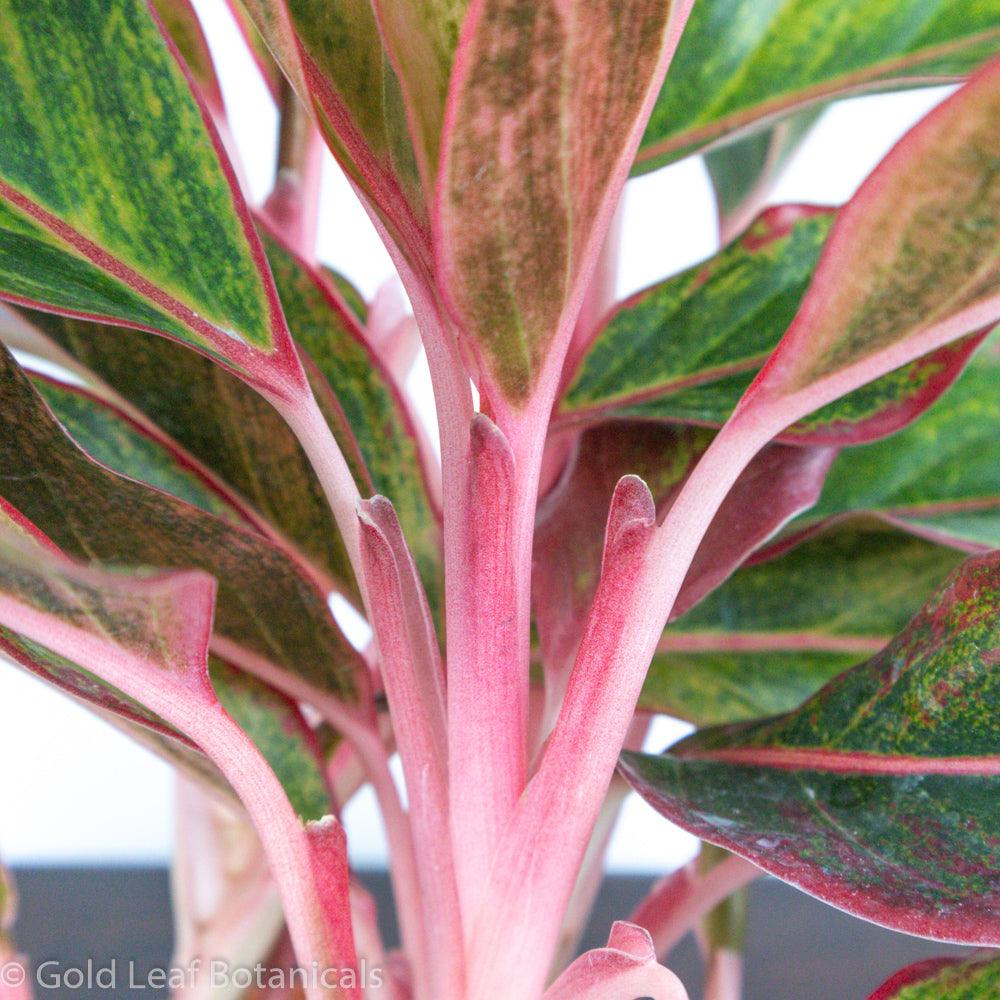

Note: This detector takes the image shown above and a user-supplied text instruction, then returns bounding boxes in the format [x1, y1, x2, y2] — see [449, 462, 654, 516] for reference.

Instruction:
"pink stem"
[270, 387, 364, 584]
[358, 498, 464, 1000]
[209, 638, 429, 999]
[464, 476, 661, 1000]
[0, 600, 359, 1000]
[630, 856, 760, 960]
[704, 949, 744, 1000]
[447, 413, 538, 923]
[262, 78, 325, 262]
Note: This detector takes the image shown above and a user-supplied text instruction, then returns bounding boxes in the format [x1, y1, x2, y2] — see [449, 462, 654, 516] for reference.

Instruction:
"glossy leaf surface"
[0, 0, 298, 388]
[645, 529, 962, 725]
[868, 953, 1000, 999]
[436, 0, 685, 406]
[623, 550, 1000, 945]
[559, 206, 985, 445]
[636, 0, 1000, 174]
[0, 343, 359, 697]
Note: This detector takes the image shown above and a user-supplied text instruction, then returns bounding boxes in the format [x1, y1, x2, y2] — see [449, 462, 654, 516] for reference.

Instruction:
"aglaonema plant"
[1, 1, 1000, 999]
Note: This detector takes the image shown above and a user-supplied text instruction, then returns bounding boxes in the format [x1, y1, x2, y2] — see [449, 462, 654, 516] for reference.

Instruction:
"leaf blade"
[622, 549, 1000, 945]
[0, 0, 300, 389]
[637, 0, 1000, 174]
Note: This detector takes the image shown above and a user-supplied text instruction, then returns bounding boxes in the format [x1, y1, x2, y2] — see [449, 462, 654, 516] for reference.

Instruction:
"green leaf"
[559, 206, 985, 445]
[637, 0, 1000, 174]
[622, 548, 1000, 946]
[869, 953, 1000, 999]
[0, 504, 227, 785]
[436, 0, 683, 407]
[0, 0, 298, 386]
[0, 342, 359, 698]
[777, 343, 1000, 554]
[645, 528, 963, 725]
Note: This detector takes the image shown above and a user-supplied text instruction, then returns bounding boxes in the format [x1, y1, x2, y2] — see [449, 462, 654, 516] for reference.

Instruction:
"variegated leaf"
[559, 206, 986, 445]
[623, 549, 1000, 946]
[637, 0, 1000, 174]
[868, 953, 1000, 999]
[436, 0, 688, 408]
[0, 0, 303, 395]
[647, 528, 962, 725]
[0, 343, 359, 697]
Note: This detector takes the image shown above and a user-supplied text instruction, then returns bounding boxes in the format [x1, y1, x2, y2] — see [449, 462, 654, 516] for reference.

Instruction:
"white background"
[0, 2, 951, 871]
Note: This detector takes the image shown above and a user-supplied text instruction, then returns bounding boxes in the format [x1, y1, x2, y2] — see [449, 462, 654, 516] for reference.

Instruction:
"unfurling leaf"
[622, 549, 1000, 945]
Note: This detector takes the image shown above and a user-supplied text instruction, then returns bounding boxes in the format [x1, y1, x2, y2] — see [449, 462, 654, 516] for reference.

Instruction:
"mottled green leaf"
[29, 375, 236, 521]
[559, 207, 985, 444]
[637, 0, 1000, 174]
[645, 529, 962, 725]
[0, 342, 359, 697]
[777, 343, 1000, 554]
[869, 953, 1000, 999]
[0, 0, 299, 385]
[10, 306, 357, 595]
[436, 0, 684, 407]
[623, 549, 1000, 945]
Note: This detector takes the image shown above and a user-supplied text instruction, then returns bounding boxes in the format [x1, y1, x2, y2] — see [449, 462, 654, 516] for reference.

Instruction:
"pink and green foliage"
[1, 2, 1000, 999]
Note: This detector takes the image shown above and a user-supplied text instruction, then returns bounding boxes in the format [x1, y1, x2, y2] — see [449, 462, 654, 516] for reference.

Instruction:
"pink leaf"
[435, 0, 695, 414]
